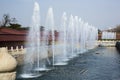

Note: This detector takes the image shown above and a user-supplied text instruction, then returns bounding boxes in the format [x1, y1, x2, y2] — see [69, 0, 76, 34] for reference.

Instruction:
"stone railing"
[5, 46, 26, 55]
[2, 40, 113, 56]
[97, 40, 116, 47]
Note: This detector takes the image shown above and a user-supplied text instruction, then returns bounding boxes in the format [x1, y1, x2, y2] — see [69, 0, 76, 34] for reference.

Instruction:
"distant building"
[98, 31, 120, 40]
[1, 27, 120, 49]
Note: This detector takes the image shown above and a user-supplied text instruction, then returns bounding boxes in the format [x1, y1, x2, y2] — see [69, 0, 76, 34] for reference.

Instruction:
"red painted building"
[0, 28, 59, 49]
[0, 28, 27, 49]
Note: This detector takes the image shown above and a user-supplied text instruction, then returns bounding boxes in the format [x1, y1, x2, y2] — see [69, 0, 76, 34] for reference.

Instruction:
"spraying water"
[53, 12, 68, 65]
[20, 2, 48, 78]
[45, 7, 55, 66]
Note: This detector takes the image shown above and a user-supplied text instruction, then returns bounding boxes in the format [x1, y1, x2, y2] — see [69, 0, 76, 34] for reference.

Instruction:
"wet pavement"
[17, 47, 120, 80]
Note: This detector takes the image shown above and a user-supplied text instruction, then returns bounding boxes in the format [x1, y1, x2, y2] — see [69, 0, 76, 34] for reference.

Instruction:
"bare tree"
[1, 14, 11, 27]
[10, 17, 17, 24]
[0, 21, 2, 27]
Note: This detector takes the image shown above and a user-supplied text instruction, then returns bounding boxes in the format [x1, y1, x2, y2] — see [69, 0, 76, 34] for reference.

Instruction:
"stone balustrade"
[97, 40, 117, 47]
[5, 46, 26, 55]
[0, 40, 115, 56]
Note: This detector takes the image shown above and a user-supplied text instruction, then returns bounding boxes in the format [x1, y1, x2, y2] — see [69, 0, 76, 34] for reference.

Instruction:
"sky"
[0, 0, 120, 30]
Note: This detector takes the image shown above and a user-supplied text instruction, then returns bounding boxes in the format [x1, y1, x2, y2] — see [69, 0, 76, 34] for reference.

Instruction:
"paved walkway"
[17, 47, 120, 80]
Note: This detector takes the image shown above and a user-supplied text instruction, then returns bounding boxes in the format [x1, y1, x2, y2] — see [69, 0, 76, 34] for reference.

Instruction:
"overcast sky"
[0, 0, 120, 30]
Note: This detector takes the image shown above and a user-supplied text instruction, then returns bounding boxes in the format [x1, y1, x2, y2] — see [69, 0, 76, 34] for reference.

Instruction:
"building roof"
[0, 27, 59, 42]
[0, 28, 27, 41]
[0, 28, 27, 35]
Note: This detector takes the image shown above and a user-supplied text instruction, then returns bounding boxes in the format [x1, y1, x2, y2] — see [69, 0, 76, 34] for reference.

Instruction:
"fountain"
[60, 12, 69, 62]
[52, 12, 69, 65]
[17, 1, 99, 79]
[46, 8, 68, 66]
[66, 15, 76, 58]
[20, 2, 49, 78]
[79, 20, 86, 53]
[45, 7, 56, 66]
[74, 16, 79, 54]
